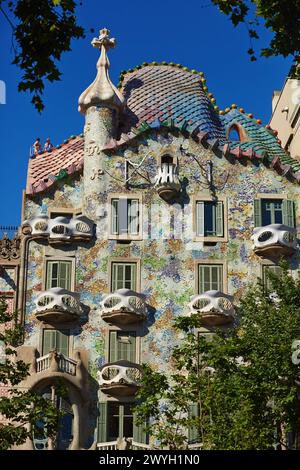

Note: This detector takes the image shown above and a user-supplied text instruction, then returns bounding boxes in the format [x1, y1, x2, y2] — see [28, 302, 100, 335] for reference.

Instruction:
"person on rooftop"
[33, 137, 41, 155]
[43, 137, 53, 152]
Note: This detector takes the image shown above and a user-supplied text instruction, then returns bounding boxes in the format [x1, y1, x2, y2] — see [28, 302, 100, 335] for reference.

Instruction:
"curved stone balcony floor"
[98, 360, 142, 397]
[252, 224, 297, 257]
[22, 214, 94, 243]
[35, 287, 82, 323]
[189, 290, 235, 327]
[101, 289, 147, 325]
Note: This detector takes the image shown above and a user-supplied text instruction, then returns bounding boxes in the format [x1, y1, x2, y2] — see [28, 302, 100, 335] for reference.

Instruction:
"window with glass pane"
[111, 263, 137, 291]
[111, 198, 139, 236]
[46, 260, 72, 290]
[42, 329, 69, 356]
[262, 199, 283, 225]
[33, 386, 74, 451]
[262, 265, 282, 290]
[196, 201, 223, 237]
[198, 264, 223, 294]
[109, 331, 136, 363]
[254, 198, 295, 228]
[108, 403, 134, 440]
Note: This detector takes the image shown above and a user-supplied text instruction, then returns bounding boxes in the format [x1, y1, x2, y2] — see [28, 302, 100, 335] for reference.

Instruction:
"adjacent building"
[1, 29, 300, 449]
[270, 65, 300, 160]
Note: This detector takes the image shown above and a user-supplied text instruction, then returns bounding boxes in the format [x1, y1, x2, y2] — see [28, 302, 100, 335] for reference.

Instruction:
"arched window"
[227, 124, 247, 142]
[33, 385, 74, 450]
[161, 154, 173, 165]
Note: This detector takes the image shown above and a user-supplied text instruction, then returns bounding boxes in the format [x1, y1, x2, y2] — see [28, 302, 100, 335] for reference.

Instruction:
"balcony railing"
[35, 287, 82, 323]
[189, 290, 235, 326]
[97, 441, 118, 450]
[251, 224, 297, 257]
[36, 351, 77, 376]
[98, 360, 143, 396]
[100, 289, 147, 325]
[22, 215, 94, 243]
[154, 163, 181, 201]
[97, 440, 199, 450]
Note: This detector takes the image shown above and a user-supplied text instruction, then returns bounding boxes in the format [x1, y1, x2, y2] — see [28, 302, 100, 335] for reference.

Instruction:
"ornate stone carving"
[98, 360, 143, 396]
[22, 215, 94, 243]
[101, 288, 147, 325]
[0, 233, 20, 262]
[35, 287, 82, 323]
[189, 290, 235, 326]
[78, 28, 125, 114]
[251, 224, 297, 257]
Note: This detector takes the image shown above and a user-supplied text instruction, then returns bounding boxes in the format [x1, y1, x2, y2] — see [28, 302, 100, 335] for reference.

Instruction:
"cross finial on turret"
[91, 28, 116, 51]
[78, 27, 125, 114]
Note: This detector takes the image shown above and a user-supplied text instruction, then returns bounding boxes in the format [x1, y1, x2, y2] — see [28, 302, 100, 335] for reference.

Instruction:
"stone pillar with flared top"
[78, 28, 125, 219]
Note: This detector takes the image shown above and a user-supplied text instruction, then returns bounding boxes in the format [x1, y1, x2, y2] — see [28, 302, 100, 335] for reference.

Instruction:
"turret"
[78, 28, 125, 218]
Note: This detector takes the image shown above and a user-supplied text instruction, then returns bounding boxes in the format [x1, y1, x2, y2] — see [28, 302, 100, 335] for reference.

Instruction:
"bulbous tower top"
[78, 28, 125, 114]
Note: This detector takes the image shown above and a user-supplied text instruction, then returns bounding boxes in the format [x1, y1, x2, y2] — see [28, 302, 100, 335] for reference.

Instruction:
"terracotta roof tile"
[26, 137, 84, 195]
[26, 64, 300, 195]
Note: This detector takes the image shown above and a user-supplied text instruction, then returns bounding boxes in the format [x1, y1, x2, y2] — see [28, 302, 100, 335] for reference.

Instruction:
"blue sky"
[0, 0, 291, 227]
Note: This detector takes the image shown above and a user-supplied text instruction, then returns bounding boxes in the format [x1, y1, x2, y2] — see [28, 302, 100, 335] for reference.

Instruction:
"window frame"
[41, 328, 70, 357]
[108, 331, 137, 363]
[109, 258, 141, 293]
[261, 264, 282, 291]
[48, 207, 82, 219]
[98, 401, 148, 444]
[193, 195, 228, 242]
[43, 256, 75, 291]
[195, 260, 227, 294]
[254, 193, 295, 228]
[108, 193, 143, 241]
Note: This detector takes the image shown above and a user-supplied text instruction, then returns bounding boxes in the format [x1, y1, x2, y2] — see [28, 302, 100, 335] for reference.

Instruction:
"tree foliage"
[0, 1, 299, 111]
[212, 0, 300, 72]
[135, 263, 300, 449]
[0, 0, 84, 112]
[0, 297, 61, 450]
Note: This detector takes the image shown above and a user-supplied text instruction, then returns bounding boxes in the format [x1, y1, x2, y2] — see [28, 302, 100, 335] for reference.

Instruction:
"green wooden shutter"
[97, 402, 108, 443]
[130, 263, 136, 291]
[111, 199, 119, 235]
[46, 261, 57, 289]
[129, 334, 136, 363]
[116, 332, 136, 362]
[216, 201, 224, 237]
[109, 331, 118, 362]
[254, 199, 262, 227]
[263, 265, 282, 290]
[58, 261, 72, 290]
[133, 411, 148, 444]
[119, 198, 128, 235]
[196, 202, 204, 236]
[57, 330, 69, 356]
[188, 403, 199, 444]
[42, 330, 56, 355]
[128, 200, 139, 235]
[282, 199, 295, 227]
[117, 264, 125, 290]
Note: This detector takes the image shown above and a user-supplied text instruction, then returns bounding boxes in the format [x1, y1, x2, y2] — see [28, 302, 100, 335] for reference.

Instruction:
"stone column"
[83, 106, 114, 218]
[78, 28, 125, 220]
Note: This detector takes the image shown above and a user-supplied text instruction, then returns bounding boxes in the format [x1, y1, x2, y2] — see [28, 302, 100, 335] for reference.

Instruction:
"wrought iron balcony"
[251, 224, 297, 257]
[189, 290, 235, 326]
[154, 163, 181, 201]
[100, 289, 147, 325]
[22, 215, 94, 243]
[98, 360, 143, 396]
[35, 287, 82, 323]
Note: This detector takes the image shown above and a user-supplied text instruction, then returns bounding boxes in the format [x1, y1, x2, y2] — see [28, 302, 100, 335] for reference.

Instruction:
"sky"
[0, 0, 292, 228]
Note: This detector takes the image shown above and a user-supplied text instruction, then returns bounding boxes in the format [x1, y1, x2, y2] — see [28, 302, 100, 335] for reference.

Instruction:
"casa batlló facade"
[1, 28, 300, 450]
